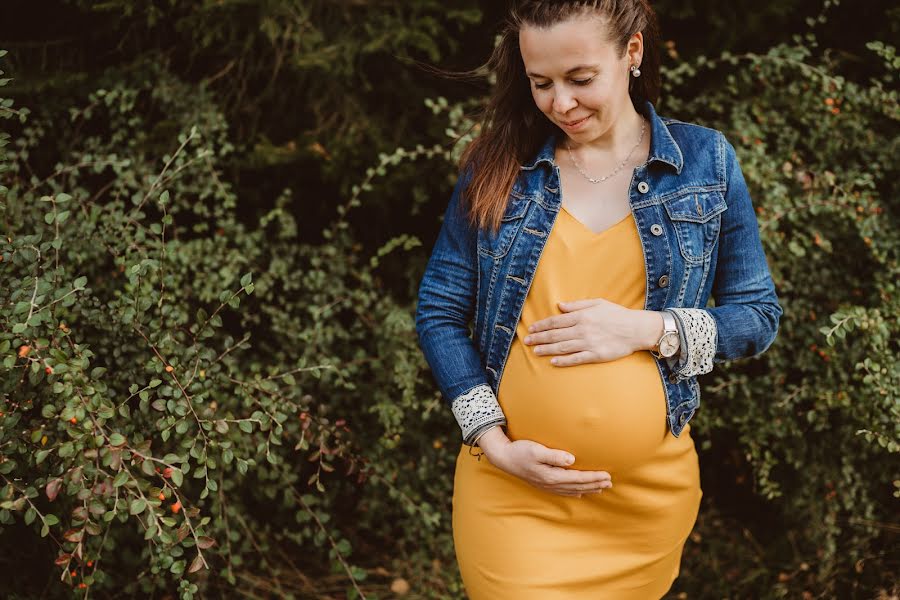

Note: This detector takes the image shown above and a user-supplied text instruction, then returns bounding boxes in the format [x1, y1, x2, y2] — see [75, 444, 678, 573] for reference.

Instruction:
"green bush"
[0, 58, 466, 599]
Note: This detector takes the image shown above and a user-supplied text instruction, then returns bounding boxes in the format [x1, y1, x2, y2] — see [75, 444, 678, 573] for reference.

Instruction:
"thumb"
[543, 448, 575, 467]
[558, 298, 604, 311]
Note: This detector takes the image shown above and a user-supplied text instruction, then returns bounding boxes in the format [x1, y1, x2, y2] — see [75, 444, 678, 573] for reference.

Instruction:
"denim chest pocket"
[663, 191, 727, 264]
[476, 195, 530, 259]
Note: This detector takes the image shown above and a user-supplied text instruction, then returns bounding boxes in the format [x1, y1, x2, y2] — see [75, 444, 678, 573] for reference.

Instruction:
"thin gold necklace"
[565, 117, 647, 184]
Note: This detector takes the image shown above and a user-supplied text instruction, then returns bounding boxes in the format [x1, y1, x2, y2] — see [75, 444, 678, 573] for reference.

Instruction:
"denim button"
[658, 275, 670, 288]
[637, 181, 650, 193]
[668, 373, 679, 384]
[650, 223, 663, 236]
[679, 412, 688, 425]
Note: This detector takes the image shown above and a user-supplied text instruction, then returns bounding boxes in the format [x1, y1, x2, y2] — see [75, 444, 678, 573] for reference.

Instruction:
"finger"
[534, 339, 584, 357]
[548, 489, 583, 497]
[558, 298, 605, 311]
[553, 481, 614, 492]
[528, 313, 577, 334]
[548, 350, 596, 366]
[545, 468, 612, 484]
[538, 448, 576, 467]
[523, 326, 576, 346]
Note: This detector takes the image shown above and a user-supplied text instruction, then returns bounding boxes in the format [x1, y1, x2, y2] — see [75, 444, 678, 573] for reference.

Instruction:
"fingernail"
[566, 455, 575, 464]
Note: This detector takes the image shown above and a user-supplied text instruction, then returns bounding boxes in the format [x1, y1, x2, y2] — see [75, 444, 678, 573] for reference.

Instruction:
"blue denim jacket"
[415, 100, 782, 443]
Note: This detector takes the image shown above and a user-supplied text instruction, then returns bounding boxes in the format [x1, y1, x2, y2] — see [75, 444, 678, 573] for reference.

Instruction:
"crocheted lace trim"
[450, 384, 507, 446]
[668, 308, 717, 378]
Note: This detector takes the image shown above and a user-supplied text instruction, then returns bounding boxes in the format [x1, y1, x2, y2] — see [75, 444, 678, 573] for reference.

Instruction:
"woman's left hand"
[523, 298, 662, 367]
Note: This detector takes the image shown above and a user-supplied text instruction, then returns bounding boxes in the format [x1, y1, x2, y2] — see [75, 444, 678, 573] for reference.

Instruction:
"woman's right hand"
[477, 426, 613, 498]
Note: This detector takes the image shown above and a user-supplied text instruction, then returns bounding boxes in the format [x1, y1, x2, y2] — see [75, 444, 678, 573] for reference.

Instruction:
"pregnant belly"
[497, 339, 670, 473]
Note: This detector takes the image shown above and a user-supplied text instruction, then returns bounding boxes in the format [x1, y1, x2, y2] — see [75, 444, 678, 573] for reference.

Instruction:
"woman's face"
[519, 16, 641, 141]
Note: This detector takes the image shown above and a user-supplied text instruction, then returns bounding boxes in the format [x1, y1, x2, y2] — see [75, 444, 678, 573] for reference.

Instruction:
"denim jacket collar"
[520, 100, 684, 174]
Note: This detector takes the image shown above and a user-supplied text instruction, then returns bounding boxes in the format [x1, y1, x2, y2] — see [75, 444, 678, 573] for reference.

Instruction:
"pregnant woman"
[415, 1, 782, 598]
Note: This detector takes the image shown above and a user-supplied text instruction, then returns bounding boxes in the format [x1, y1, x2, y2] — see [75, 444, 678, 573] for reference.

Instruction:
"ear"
[626, 32, 643, 68]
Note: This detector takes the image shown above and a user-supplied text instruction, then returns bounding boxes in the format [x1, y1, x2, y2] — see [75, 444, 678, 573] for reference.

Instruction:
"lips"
[562, 116, 591, 126]
[560, 114, 593, 129]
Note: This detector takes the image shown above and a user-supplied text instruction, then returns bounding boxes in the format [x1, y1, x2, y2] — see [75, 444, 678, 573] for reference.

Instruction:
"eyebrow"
[526, 64, 600, 78]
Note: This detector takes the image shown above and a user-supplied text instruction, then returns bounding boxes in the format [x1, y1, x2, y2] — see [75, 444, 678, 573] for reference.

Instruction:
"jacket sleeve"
[415, 170, 507, 446]
[667, 133, 783, 379]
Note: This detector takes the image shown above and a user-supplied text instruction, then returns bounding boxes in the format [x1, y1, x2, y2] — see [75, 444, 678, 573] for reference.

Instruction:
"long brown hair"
[459, 0, 662, 233]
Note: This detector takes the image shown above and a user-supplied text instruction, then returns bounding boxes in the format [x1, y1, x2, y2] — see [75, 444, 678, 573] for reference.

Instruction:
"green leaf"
[240, 273, 252, 287]
[170, 469, 184, 487]
[113, 471, 128, 487]
[238, 420, 253, 433]
[129, 499, 147, 515]
[108, 433, 126, 446]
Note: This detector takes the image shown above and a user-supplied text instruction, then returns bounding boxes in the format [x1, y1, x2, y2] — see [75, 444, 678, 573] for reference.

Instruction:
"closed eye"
[533, 78, 594, 90]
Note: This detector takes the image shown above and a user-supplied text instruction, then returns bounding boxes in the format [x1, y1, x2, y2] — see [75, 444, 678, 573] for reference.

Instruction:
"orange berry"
[824, 97, 834, 106]
[165, 365, 174, 373]
[71, 570, 77, 577]
[831, 107, 840, 115]
[86, 561, 93, 567]
[18, 345, 31, 358]
[163, 467, 173, 478]
[45, 366, 53, 374]
[78, 582, 87, 589]
[70, 417, 77, 424]
[171, 501, 182, 514]
[158, 492, 165, 501]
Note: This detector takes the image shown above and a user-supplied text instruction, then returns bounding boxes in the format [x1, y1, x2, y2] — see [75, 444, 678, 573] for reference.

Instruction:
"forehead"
[519, 16, 617, 75]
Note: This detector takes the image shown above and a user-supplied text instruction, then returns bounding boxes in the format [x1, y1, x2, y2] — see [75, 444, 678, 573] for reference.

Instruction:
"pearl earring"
[630, 64, 641, 78]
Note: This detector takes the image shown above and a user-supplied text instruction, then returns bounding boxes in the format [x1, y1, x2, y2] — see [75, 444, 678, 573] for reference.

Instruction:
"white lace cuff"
[667, 308, 717, 378]
[450, 384, 507, 446]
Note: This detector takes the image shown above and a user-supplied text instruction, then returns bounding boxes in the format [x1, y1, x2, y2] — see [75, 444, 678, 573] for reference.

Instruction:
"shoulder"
[659, 115, 728, 150]
[655, 113, 738, 185]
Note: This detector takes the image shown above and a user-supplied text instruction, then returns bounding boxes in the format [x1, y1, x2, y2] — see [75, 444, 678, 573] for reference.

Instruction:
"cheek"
[532, 91, 552, 114]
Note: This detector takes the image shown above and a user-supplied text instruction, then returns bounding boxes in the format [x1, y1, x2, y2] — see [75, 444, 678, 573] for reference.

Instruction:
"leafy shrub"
[0, 58, 466, 599]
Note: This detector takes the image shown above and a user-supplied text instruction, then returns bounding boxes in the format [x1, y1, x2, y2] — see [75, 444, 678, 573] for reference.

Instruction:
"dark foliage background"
[0, 1, 897, 598]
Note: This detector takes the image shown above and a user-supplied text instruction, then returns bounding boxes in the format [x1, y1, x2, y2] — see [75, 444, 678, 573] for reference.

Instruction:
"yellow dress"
[452, 205, 702, 599]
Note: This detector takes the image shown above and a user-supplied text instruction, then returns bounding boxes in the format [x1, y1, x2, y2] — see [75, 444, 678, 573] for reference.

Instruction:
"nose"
[552, 90, 578, 115]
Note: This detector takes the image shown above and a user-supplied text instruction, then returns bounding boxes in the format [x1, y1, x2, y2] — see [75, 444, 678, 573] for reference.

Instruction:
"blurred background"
[0, 1, 897, 598]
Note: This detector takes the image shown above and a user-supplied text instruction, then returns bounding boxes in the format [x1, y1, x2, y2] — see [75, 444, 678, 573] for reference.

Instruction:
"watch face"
[659, 332, 679, 357]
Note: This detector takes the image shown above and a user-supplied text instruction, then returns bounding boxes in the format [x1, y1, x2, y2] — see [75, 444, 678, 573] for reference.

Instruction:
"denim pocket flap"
[501, 195, 530, 221]
[664, 191, 727, 224]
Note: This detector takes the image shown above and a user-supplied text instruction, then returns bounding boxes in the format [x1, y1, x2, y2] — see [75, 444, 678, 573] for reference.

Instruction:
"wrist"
[634, 310, 664, 351]
[476, 425, 511, 456]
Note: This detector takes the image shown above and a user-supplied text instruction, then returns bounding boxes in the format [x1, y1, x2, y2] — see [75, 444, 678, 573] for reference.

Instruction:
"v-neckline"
[560, 204, 633, 238]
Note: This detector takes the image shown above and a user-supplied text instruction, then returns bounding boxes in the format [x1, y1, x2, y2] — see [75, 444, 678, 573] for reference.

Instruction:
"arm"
[414, 169, 507, 446]
[666, 133, 783, 378]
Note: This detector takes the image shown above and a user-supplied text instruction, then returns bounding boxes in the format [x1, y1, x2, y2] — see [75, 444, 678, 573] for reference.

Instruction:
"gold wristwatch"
[651, 311, 680, 359]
